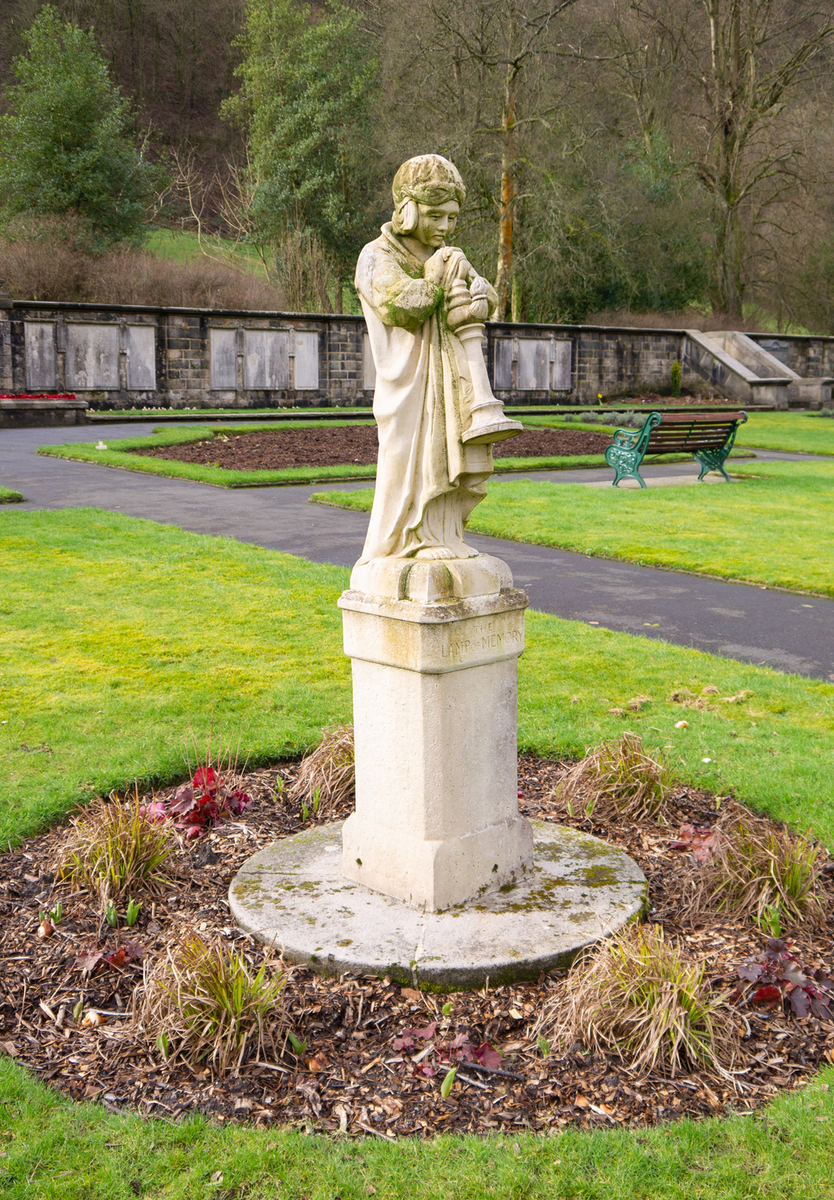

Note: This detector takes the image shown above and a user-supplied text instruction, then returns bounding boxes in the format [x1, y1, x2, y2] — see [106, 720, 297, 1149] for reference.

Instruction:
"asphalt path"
[2, 423, 832, 681]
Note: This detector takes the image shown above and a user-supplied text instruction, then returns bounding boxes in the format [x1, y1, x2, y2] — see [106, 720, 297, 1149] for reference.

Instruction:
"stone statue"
[354, 154, 522, 565]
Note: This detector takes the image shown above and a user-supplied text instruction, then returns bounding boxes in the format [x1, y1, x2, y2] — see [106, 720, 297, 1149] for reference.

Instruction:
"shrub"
[552, 732, 672, 822]
[0, 217, 286, 308]
[58, 793, 177, 906]
[0, 7, 158, 249]
[670, 359, 682, 396]
[535, 923, 737, 1078]
[686, 805, 827, 931]
[288, 723, 355, 819]
[138, 931, 286, 1072]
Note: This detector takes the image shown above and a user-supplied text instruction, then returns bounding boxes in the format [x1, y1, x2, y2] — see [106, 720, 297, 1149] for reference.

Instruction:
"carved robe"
[355, 223, 492, 562]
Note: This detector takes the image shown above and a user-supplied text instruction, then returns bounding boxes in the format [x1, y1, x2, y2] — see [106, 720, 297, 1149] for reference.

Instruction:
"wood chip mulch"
[2, 755, 833, 1138]
[132, 426, 613, 471]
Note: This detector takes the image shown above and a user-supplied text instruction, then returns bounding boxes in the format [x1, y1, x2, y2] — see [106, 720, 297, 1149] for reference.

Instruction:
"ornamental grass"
[137, 930, 286, 1073]
[551, 732, 672, 822]
[535, 923, 738, 1079]
[58, 793, 178, 906]
[686, 803, 828, 931]
[288, 723, 355, 819]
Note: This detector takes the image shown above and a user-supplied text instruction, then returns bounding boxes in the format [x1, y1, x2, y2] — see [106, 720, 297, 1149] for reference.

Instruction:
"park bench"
[604, 410, 748, 489]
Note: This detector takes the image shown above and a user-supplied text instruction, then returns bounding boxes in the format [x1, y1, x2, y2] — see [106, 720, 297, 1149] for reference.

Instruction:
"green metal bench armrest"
[605, 411, 663, 488]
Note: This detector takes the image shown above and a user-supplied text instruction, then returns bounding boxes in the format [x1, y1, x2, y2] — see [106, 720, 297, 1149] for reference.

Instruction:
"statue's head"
[391, 155, 466, 238]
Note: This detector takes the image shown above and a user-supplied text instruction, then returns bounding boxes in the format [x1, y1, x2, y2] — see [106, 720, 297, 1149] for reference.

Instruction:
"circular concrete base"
[229, 820, 647, 990]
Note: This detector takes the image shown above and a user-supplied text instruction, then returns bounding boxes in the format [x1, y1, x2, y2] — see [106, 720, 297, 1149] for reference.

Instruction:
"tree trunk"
[707, 0, 746, 317]
[495, 59, 518, 321]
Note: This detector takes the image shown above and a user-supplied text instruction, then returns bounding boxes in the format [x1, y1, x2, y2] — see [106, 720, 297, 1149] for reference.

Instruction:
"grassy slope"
[145, 228, 265, 275]
[2, 507, 834, 1197]
[312, 458, 834, 597]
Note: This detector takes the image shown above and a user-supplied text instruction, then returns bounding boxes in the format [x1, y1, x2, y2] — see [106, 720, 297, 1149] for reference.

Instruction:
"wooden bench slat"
[653, 412, 747, 424]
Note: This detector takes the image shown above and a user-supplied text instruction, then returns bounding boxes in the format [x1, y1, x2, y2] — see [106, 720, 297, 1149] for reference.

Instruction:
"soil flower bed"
[132, 426, 614, 471]
[2, 755, 832, 1138]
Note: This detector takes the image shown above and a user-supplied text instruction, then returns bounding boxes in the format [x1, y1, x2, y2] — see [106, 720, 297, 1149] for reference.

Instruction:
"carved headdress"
[391, 154, 466, 234]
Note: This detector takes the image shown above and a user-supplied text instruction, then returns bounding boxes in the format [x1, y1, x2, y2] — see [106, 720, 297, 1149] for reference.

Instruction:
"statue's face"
[413, 199, 460, 248]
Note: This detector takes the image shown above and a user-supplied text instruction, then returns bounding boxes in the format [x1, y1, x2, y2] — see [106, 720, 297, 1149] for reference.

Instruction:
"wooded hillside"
[2, 0, 834, 329]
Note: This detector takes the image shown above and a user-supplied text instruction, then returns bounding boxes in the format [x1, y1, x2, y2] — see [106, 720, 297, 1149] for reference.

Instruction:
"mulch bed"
[2, 756, 833, 1138]
[133, 426, 614, 471]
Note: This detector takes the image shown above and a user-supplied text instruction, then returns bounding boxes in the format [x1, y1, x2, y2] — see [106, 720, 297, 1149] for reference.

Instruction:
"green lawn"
[523, 410, 834, 458]
[2, 507, 834, 1198]
[38, 422, 619, 488]
[38, 423, 381, 488]
[0, 486, 23, 503]
[735, 411, 834, 456]
[313, 458, 834, 597]
[3, 1057, 833, 1200]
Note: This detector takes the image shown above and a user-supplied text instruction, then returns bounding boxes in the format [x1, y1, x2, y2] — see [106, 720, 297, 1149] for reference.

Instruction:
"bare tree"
[378, 0, 580, 319]
[602, 0, 834, 317]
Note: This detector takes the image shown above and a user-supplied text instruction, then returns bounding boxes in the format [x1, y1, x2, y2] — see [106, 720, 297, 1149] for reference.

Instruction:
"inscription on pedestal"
[440, 622, 523, 664]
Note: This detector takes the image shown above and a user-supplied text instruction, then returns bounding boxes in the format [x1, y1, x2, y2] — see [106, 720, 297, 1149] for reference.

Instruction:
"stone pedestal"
[338, 553, 532, 911]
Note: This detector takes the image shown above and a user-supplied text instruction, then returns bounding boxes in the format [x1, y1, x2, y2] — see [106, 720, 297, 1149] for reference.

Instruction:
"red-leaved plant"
[75, 939, 144, 976]
[392, 1022, 503, 1077]
[143, 767, 252, 839]
[734, 938, 833, 1019]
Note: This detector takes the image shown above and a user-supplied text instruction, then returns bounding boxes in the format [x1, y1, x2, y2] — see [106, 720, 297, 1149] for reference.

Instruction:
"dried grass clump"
[586, 307, 767, 334]
[0, 216, 286, 309]
[137, 931, 285, 1072]
[687, 805, 827, 931]
[536, 924, 738, 1079]
[288, 724, 355, 819]
[58, 794, 177, 905]
[552, 733, 672, 822]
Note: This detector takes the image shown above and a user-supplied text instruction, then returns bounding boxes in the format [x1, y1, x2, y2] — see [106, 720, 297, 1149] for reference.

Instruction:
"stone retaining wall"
[750, 334, 834, 378]
[6, 298, 827, 410]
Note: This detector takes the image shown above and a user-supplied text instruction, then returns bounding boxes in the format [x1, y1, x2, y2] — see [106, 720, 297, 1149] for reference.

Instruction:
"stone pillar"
[338, 554, 533, 911]
[0, 281, 12, 393]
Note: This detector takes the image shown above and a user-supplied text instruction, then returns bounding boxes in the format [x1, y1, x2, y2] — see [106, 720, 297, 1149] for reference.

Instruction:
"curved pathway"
[2, 424, 832, 681]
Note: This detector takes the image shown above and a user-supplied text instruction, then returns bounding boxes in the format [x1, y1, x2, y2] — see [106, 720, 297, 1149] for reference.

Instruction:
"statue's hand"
[468, 295, 490, 322]
[424, 247, 470, 288]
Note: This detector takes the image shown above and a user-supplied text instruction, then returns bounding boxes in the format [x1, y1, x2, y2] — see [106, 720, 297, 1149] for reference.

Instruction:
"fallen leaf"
[475, 1042, 503, 1070]
[751, 985, 782, 1006]
[574, 1093, 590, 1108]
[74, 948, 105, 976]
[305, 1052, 328, 1073]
